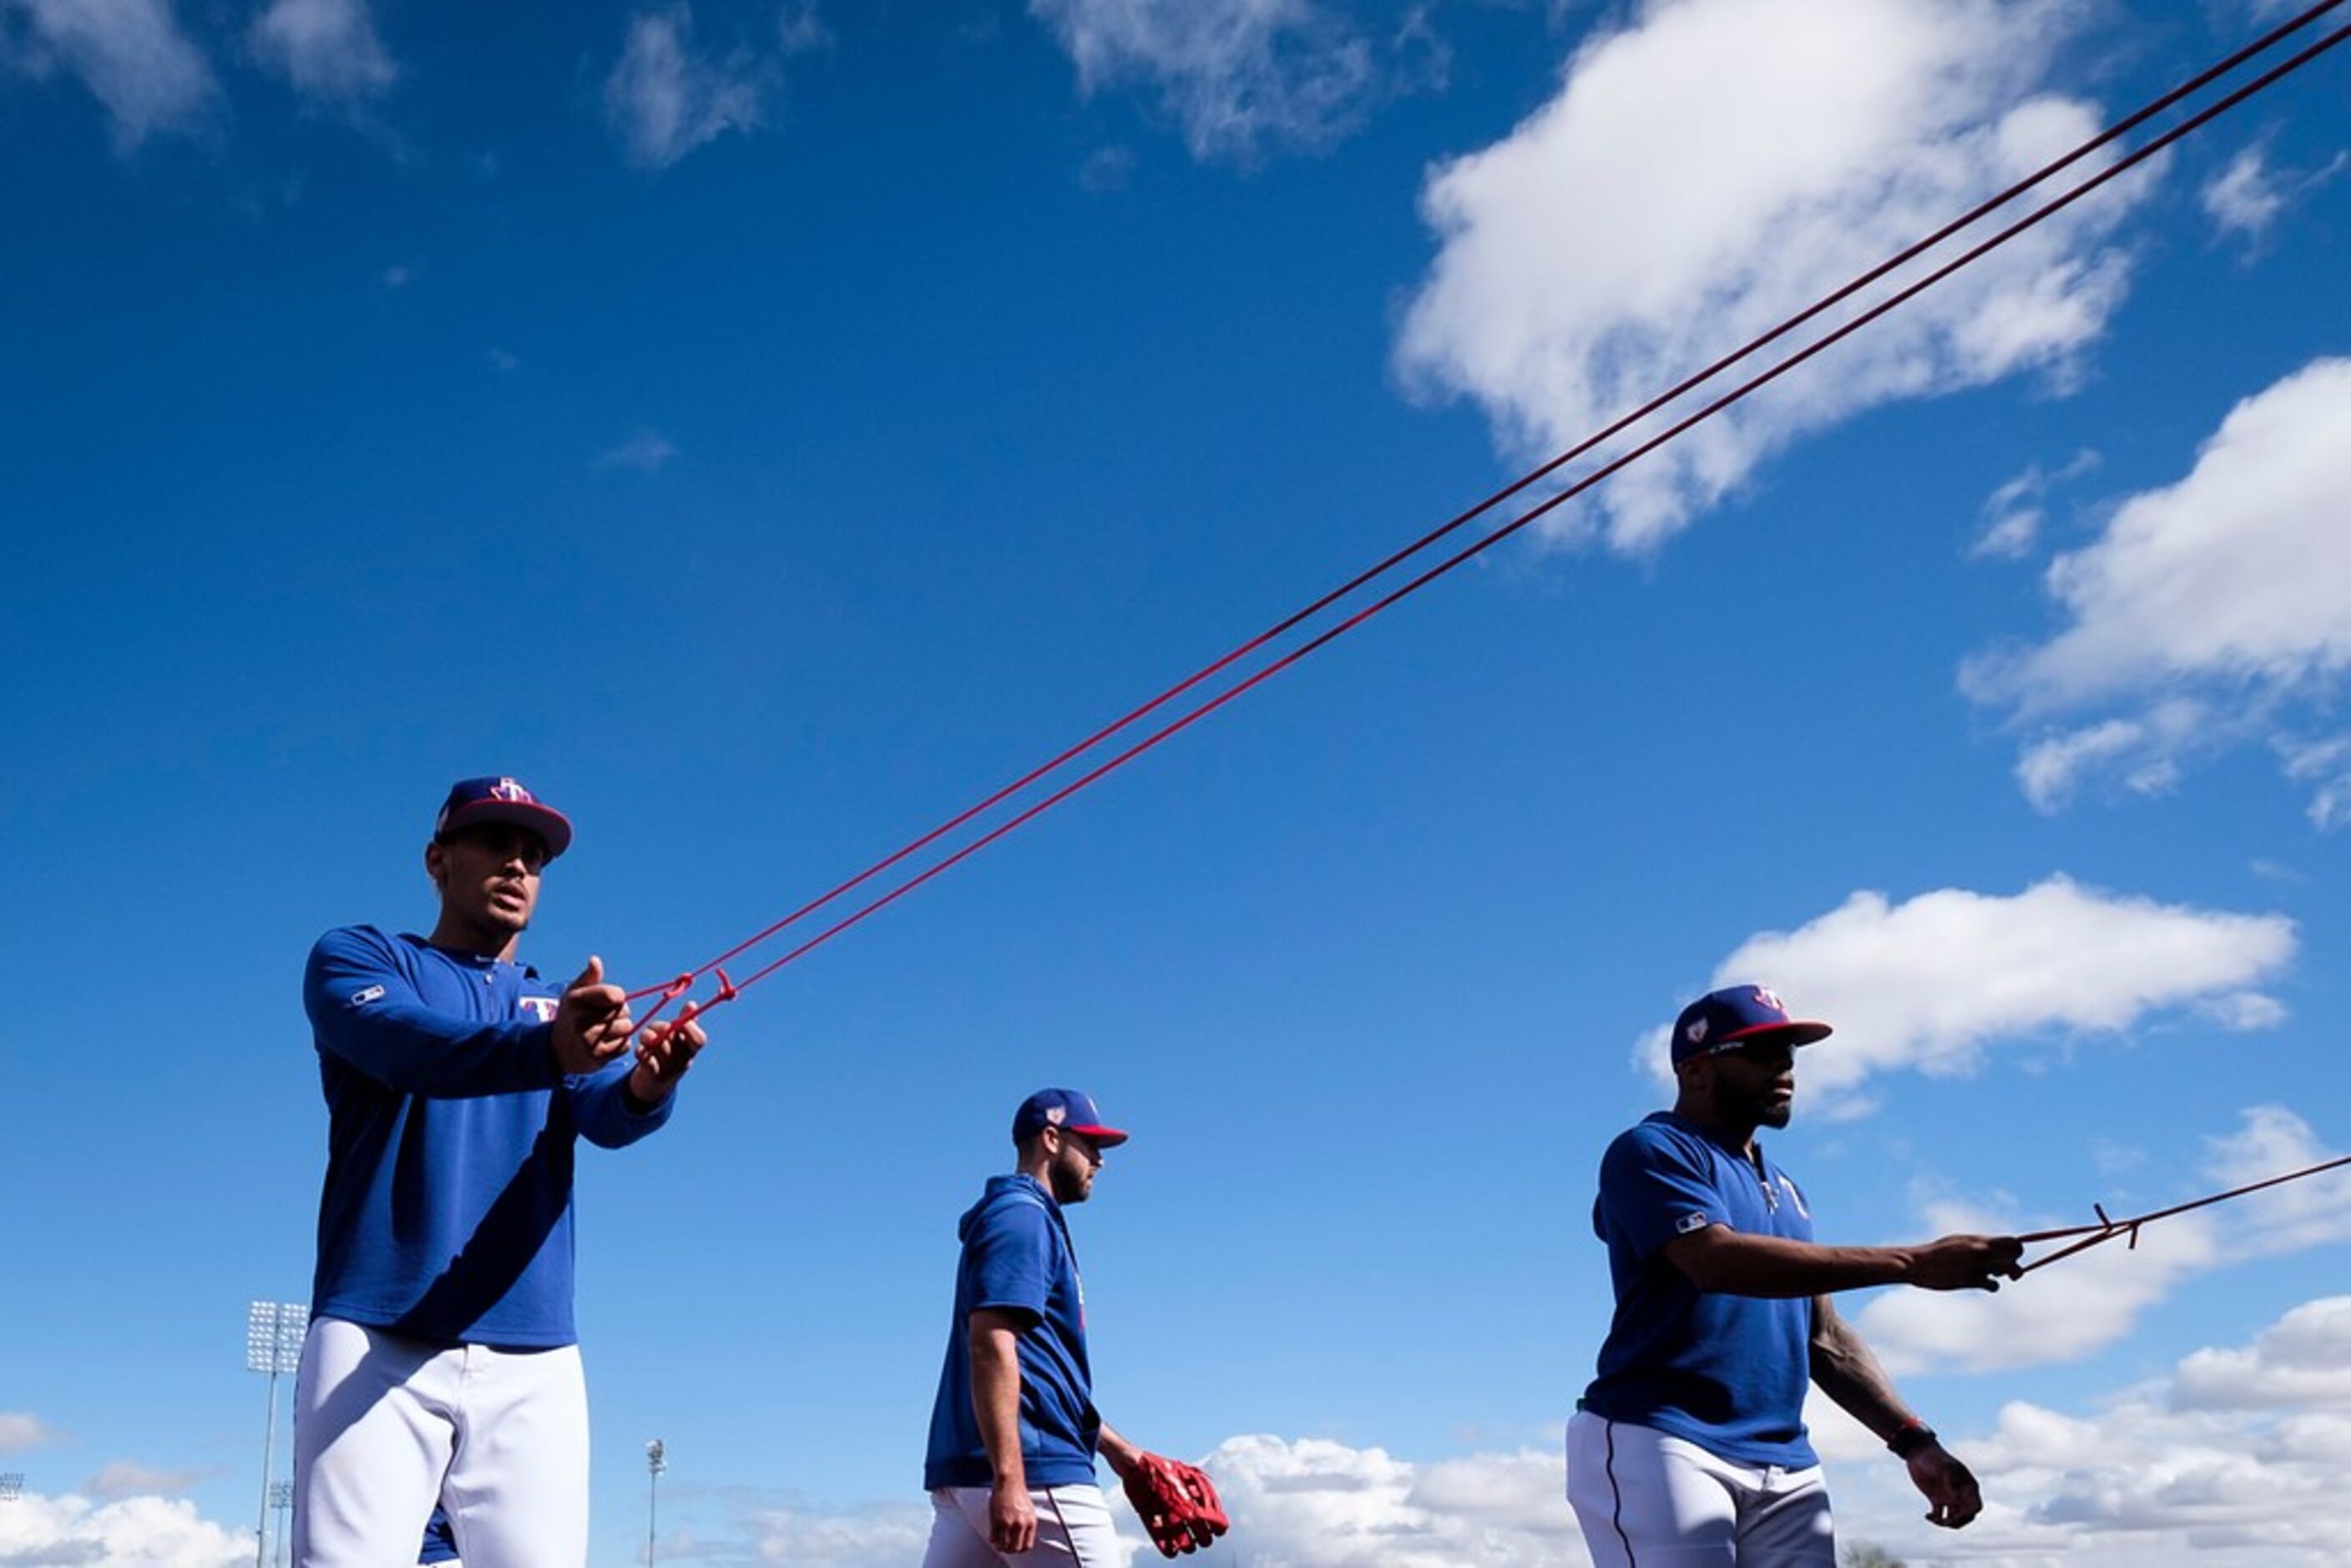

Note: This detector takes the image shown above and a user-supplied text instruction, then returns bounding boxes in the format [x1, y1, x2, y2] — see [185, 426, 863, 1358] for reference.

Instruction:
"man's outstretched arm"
[1661, 1224, 2022, 1298]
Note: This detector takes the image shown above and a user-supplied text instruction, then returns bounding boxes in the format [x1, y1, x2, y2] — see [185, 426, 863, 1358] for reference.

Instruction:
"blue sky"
[3, 0, 2349, 1563]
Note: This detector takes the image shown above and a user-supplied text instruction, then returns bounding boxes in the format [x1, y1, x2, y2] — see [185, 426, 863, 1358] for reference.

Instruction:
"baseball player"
[1566, 985, 2024, 1566]
[291, 776, 706, 1566]
[922, 1088, 1229, 1565]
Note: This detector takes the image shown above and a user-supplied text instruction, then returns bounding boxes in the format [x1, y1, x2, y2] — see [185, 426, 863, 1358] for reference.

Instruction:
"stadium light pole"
[246, 1301, 306, 1568]
[270, 1479, 294, 1568]
[645, 1438, 667, 1565]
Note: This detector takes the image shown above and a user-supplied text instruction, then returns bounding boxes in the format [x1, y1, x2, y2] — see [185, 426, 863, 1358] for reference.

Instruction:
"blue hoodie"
[923, 1173, 1100, 1490]
[304, 924, 672, 1348]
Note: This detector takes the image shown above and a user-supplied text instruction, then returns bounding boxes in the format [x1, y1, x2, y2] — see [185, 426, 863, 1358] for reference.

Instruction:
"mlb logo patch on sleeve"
[1675, 1211, 1711, 1235]
[346, 984, 385, 1008]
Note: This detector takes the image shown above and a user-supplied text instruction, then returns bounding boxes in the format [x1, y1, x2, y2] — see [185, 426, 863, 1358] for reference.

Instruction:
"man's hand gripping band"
[1121, 1452, 1229, 1558]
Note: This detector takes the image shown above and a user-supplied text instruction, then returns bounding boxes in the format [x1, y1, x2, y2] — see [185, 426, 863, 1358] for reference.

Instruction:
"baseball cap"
[432, 776, 574, 862]
[1671, 984, 1833, 1066]
[1012, 1088, 1130, 1148]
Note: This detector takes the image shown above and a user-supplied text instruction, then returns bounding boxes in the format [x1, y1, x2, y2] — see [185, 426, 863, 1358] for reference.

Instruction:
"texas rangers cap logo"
[490, 777, 532, 803]
[1752, 987, 1786, 1013]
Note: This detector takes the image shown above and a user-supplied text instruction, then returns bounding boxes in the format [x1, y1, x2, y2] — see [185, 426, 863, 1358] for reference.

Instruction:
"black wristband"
[1888, 1422, 1938, 1459]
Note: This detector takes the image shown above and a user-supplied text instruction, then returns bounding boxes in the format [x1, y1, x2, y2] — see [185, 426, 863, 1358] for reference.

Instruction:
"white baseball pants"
[921, 1483, 1123, 1567]
[1567, 1409, 1835, 1566]
[291, 1316, 589, 1568]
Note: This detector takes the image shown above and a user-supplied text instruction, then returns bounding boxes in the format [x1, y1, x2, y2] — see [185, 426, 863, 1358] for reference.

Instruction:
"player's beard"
[1712, 1075, 1792, 1133]
[1049, 1155, 1094, 1206]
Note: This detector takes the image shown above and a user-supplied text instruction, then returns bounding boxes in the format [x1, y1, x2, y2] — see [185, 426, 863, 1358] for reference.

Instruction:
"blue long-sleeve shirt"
[303, 925, 672, 1348]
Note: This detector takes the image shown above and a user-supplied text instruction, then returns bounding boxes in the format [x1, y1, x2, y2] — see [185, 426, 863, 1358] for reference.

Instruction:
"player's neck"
[428, 911, 521, 963]
[1673, 1099, 1759, 1154]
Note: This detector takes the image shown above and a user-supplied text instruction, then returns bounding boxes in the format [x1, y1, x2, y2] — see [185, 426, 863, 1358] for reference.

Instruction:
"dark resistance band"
[2017, 1155, 2351, 1274]
[624, 1, 2350, 1039]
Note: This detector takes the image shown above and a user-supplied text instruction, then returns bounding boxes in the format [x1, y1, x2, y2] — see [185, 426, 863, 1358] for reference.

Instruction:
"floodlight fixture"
[245, 1300, 308, 1568]
[646, 1439, 668, 1564]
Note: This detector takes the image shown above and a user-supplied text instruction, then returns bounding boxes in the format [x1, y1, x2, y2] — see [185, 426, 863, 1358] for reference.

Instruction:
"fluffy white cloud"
[1395, 0, 2144, 553]
[1029, 0, 1380, 163]
[1637, 876, 2294, 1102]
[2176, 1297, 2351, 1411]
[0, 1490, 246, 1565]
[1971, 448, 2099, 560]
[746, 1498, 932, 1565]
[3, 0, 215, 147]
[1852, 1107, 2340, 1375]
[1201, 1434, 1585, 1567]
[1856, 1197, 2218, 1374]
[2199, 1105, 2351, 1260]
[83, 1459, 208, 1500]
[2202, 144, 2285, 240]
[247, 0, 393, 104]
[0, 1412, 60, 1451]
[1784, 1294, 2351, 1565]
[604, 4, 775, 170]
[1957, 1308, 2351, 1563]
[1964, 357, 2351, 824]
[2011, 701, 2204, 814]
[2278, 730, 2351, 832]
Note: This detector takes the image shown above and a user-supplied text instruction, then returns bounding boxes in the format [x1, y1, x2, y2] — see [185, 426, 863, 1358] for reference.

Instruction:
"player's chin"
[1757, 1102, 1794, 1129]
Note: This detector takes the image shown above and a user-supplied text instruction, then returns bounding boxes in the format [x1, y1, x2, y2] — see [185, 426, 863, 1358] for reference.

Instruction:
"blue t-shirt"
[1580, 1111, 1820, 1468]
[304, 925, 673, 1348]
[923, 1174, 1100, 1490]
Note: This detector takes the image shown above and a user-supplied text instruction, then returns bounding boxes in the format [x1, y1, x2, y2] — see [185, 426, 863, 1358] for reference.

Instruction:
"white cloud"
[1971, 447, 2099, 560]
[1963, 357, 2351, 824]
[1201, 1434, 1585, 1567]
[2199, 1106, 2351, 1260]
[1637, 876, 2295, 1102]
[1029, 0, 1378, 163]
[2012, 699, 2202, 813]
[83, 1459, 205, 1499]
[1852, 1106, 2343, 1375]
[0, 1412, 62, 1452]
[2176, 1297, 2351, 1411]
[776, 0, 829, 55]
[1856, 1197, 2218, 1374]
[746, 1498, 932, 1565]
[2200, 140, 2348, 249]
[0, 1489, 246, 1565]
[1394, 0, 2145, 554]
[3, 0, 216, 147]
[2278, 731, 2351, 832]
[247, 0, 394, 104]
[2202, 144, 2286, 240]
[1951, 1305, 2351, 1564]
[1079, 142, 1136, 192]
[594, 428, 680, 473]
[604, 4, 775, 170]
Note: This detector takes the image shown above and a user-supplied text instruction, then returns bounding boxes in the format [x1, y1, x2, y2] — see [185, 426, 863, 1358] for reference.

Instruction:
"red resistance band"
[625, 4, 2351, 1024]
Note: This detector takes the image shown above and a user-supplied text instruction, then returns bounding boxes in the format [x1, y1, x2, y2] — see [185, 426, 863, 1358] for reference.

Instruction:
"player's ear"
[424, 837, 447, 891]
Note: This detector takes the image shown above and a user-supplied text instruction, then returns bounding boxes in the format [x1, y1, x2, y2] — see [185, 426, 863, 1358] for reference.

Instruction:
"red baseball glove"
[1120, 1451, 1230, 1557]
